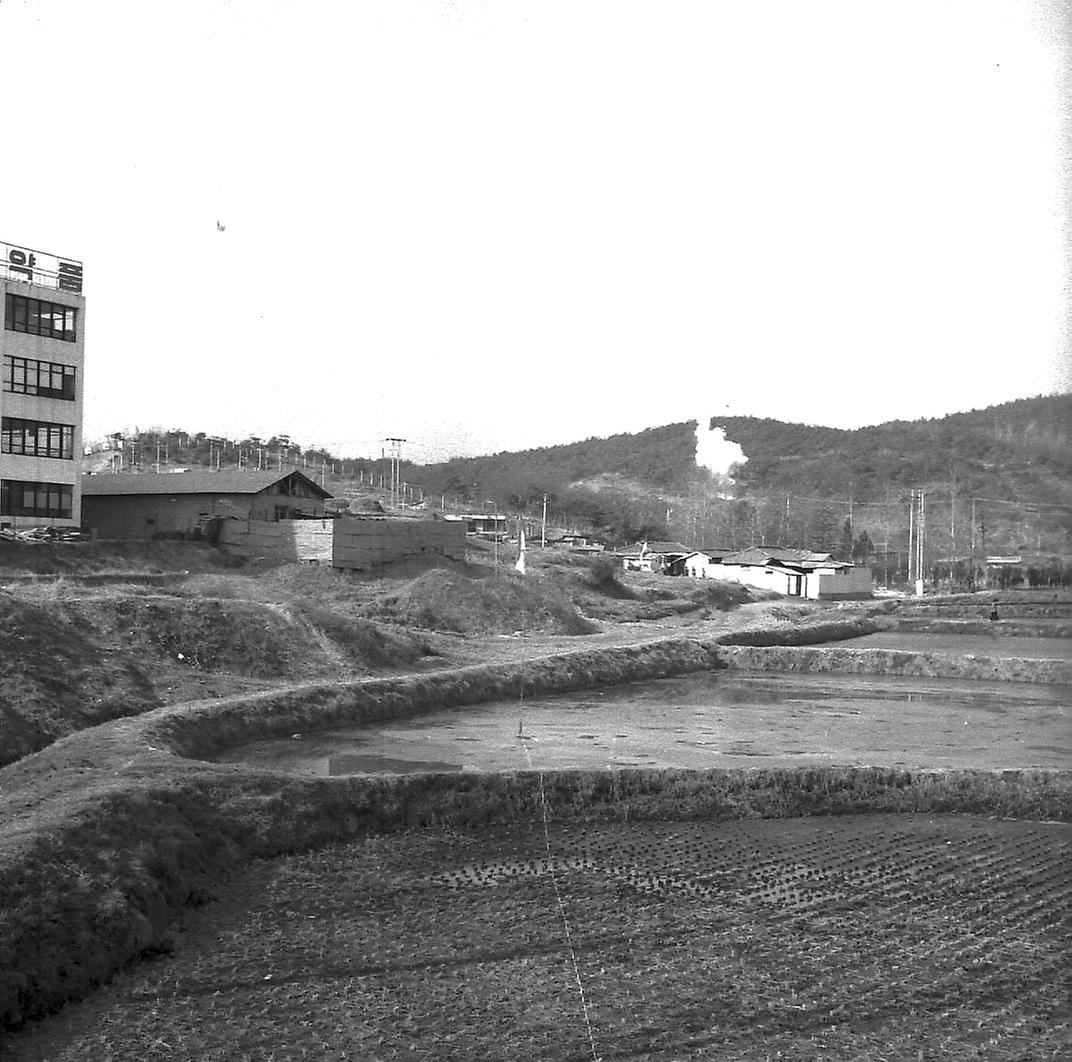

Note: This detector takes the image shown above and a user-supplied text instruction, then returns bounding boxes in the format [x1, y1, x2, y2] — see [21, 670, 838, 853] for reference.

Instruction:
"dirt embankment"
[719, 644, 1072, 684]
[0, 593, 401, 767]
[0, 553, 783, 767]
[0, 578, 444, 768]
[0, 541, 231, 577]
[365, 567, 595, 634]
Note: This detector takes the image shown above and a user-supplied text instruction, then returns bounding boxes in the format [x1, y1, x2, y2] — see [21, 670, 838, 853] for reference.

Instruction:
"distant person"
[989, 601, 999, 621]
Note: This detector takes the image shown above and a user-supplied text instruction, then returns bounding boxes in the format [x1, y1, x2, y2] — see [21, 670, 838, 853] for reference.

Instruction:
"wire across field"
[7, 812, 1070, 1061]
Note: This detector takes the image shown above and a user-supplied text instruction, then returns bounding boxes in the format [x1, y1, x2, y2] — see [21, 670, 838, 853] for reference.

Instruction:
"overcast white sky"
[3, 0, 1069, 461]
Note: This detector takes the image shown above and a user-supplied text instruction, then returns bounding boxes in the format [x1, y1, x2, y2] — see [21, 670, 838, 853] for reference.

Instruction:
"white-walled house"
[710, 546, 872, 600]
[680, 546, 733, 578]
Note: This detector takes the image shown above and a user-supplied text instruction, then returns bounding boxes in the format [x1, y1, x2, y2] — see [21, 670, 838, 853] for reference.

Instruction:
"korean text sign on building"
[1, 241, 83, 294]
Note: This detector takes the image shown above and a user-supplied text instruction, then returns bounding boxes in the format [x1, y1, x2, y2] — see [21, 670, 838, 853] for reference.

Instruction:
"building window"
[4, 293, 78, 342]
[2, 356, 76, 400]
[1, 417, 75, 459]
[0, 479, 73, 519]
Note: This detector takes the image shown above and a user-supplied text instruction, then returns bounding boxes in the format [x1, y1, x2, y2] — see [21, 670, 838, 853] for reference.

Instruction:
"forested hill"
[416, 394, 1072, 506]
[94, 394, 1071, 550]
[713, 393, 1072, 500]
[415, 422, 698, 502]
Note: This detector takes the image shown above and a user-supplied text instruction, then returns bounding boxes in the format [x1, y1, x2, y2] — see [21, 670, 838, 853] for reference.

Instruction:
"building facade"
[0, 241, 85, 530]
[81, 470, 331, 540]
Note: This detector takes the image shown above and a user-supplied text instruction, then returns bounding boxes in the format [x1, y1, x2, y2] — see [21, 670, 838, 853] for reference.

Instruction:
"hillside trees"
[92, 394, 1072, 555]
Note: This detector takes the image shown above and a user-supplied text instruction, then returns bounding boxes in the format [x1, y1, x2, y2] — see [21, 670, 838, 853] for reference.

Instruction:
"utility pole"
[493, 511, 499, 576]
[541, 493, 548, 549]
[908, 491, 915, 586]
[384, 437, 405, 508]
[916, 490, 926, 595]
[970, 497, 977, 590]
[950, 483, 957, 568]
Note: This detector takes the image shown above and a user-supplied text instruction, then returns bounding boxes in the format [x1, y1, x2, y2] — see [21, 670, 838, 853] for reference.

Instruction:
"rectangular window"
[2, 356, 76, 399]
[0, 479, 72, 519]
[1, 417, 75, 459]
[4, 293, 77, 342]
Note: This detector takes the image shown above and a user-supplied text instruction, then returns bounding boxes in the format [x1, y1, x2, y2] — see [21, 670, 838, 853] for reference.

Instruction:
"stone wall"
[332, 517, 467, 570]
[217, 518, 333, 562]
[216, 516, 467, 568]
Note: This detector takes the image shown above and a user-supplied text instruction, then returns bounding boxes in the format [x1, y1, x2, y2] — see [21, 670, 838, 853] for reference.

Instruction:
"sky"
[2, 0, 1069, 462]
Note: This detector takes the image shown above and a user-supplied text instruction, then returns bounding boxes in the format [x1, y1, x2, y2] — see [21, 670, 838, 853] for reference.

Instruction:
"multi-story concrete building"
[0, 240, 84, 530]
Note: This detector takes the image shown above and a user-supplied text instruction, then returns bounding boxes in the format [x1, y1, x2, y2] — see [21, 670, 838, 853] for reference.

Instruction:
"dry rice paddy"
[7, 812, 1070, 1061]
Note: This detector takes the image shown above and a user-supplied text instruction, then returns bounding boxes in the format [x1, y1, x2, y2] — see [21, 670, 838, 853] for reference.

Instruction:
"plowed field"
[7, 813, 1070, 1061]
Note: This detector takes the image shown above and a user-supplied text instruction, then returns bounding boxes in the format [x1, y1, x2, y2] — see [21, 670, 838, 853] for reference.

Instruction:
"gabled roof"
[721, 546, 836, 568]
[642, 540, 693, 555]
[81, 469, 332, 499]
[614, 540, 693, 558]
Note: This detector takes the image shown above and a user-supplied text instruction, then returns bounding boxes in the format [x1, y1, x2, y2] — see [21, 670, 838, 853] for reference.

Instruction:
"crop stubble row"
[5, 810, 1070, 1061]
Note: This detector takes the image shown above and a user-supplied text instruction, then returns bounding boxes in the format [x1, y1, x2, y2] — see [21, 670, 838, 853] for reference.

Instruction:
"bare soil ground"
[0, 542, 832, 766]
[6, 812, 1069, 1061]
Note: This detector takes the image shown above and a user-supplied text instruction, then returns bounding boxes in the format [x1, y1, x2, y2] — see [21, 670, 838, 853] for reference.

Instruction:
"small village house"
[679, 546, 733, 578]
[713, 546, 872, 599]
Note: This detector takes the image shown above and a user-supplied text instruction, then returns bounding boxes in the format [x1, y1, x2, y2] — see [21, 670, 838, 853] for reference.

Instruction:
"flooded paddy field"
[215, 667, 1072, 776]
[8, 813, 1069, 1061]
[829, 631, 1072, 660]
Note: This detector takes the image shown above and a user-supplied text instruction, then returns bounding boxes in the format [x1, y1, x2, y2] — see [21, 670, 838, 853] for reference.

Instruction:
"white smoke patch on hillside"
[694, 419, 746, 486]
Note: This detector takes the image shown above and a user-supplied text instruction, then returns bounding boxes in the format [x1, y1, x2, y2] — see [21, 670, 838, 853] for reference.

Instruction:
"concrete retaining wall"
[216, 516, 468, 569]
[332, 517, 467, 570]
[217, 518, 333, 563]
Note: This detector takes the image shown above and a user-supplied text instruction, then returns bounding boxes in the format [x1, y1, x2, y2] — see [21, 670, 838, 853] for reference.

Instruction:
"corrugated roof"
[81, 470, 332, 498]
[643, 541, 693, 554]
[613, 540, 693, 557]
[721, 546, 836, 567]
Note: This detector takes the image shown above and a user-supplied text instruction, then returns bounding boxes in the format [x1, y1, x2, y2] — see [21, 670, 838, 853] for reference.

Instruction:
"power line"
[970, 497, 1072, 510]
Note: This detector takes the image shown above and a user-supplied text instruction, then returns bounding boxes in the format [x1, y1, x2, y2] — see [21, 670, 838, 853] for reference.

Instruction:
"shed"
[81, 469, 331, 540]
